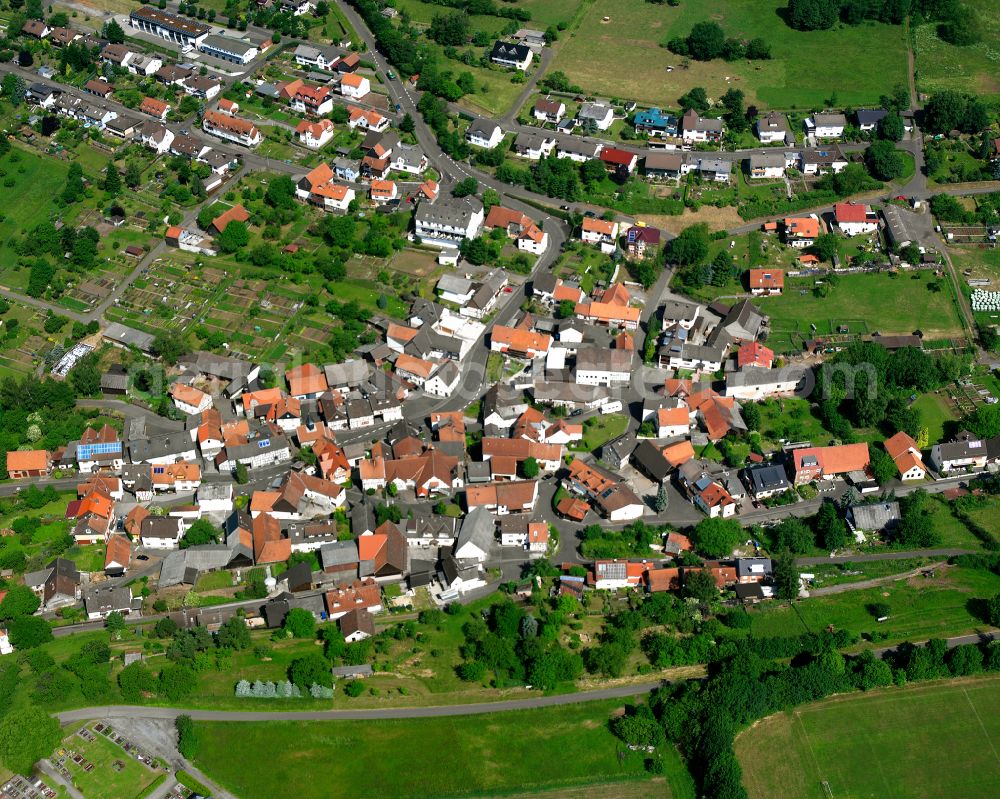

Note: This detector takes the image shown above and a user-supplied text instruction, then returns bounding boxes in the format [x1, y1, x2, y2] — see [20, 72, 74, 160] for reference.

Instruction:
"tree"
[865, 139, 904, 181]
[181, 518, 219, 548]
[654, 484, 669, 513]
[686, 21, 725, 60]
[427, 12, 469, 46]
[666, 223, 709, 265]
[235, 462, 249, 485]
[175, 715, 200, 758]
[815, 500, 848, 550]
[691, 517, 742, 558]
[62, 163, 85, 204]
[283, 608, 316, 639]
[869, 444, 898, 485]
[772, 550, 800, 600]
[117, 662, 155, 702]
[452, 177, 478, 197]
[8, 615, 51, 649]
[216, 616, 251, 650]
[289, 653, 332, 688]
[264, 175, 297, 210]
[1, 74, 25, 107]
[105, 611, 126, 638]
[399, 113, 415, 134]
[158, 664, 197, 701]
[217, 220, 249, 253]
[808, 233, 839, 263]
[677, 87, 709, 114]
[987, 592, 1000, 627]
[877, 112, 905, 142]
[746, 37, 772, 60]
[773, 517, 814, 554]
[556, 299, 576, 319]
[18, 50, 33, 68]
[103, 161, 121, 195]
[742, 402, 761, 432]
[938, 4, 981, 46]
[682, 569, 718, 603]
[522, 457, 540, 479]
[103, 19, 125, 43]
[787, 0, 839, 31]
[0, 585, 40, 620]
[0, 706, 61, 775]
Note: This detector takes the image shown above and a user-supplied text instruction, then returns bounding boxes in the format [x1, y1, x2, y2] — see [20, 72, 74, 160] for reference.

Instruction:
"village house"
[834, 202, 879, 236]
[634, 107, 678, 137]
[534, 97, 565, 124]
[748, 269, 784, 296]
[930, 433, 987, 474]
[490, 41, 533, 70]
[783, 215, 822, 248]
[580, 217, 619, 254]
[202, 110, 261, 147]
[466, 118, 504, 149]
[484, 206, 549, 254]
[296, 118, 336, 148]
[6, 450, 51, 479]
[792, 443, 871, 485]
[577, 102, 615, 131]
[756, 111, 792, 144]
[807, 112, 847, 139]
[296, 163, 355, 211]
[680, 108, 724, 143]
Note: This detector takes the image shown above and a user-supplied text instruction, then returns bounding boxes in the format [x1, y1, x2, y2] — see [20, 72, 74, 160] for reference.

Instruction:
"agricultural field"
[756, 271, 965, 353]
[551, 0, 908, 109]
[747, 564, 1000, 646]
[736, 676, 1000, 799]
[914, 0, 1000, 99]
[192, 699, 674, 799]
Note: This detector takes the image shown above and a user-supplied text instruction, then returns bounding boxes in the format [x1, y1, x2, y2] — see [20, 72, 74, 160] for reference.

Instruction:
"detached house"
[680, 108, 723, 143]
[748, 153, 786, 179]
[783, 215, 821, 248]
[834, 202, 878, 236]
[296, 118, 335, 148]
[634, 107, 677, 138]
[490, 41, 533, 70]
[580, 217, 619, 253]
[792, 443, 871, 485]
[807, 112, 847, 139]
[600, 147, 639, 176]
[6, 450, 51, 479]
[534, 97, 565, 123]
[339, 73, 370, 100]
[884, 431, 927, 481]
[748, 269, 784, 296]
[139, 97, 170, 120]
[578, 102, 614, 131]
[296, 163, 355, 211]
[466, 118, 504, 149]
[756, 111, 792, 144]
[484, 206, 548, 254]
[930, 433, 987, 474]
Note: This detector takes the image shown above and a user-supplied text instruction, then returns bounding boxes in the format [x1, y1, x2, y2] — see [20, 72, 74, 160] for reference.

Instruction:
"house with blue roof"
[633, 108, 677, 138]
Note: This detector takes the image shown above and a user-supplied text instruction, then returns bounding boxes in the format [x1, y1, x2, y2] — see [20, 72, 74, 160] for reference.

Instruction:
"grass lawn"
[570, 413, 630, 452]
[0, 145, 72, 274]
[736, 675, 1000, 799]
[910, 391, 957, 445]
[758, 271, 964, 353]
[193, 699, 671, 799]
[194, 570, 235, 592]
[58, 724, 162, 799]
[747, 564, 1000, 646]
[757, 397, 832, 450]
[551, 0, 908, 109]
[914, 0, 1000, 99]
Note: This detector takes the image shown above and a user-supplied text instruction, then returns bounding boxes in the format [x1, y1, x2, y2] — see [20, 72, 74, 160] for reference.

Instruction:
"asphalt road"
[55, 681, 662, 722]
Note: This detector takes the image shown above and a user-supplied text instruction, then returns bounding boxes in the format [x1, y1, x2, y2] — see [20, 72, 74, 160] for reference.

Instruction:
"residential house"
[929, 433, 988, 474]
[484, 206, 548, 254]
[139, 97, 170, 120]
[370, 179, 399, 204]
[390, 143, 428, 174]
[169, 383, 213, 415]
[84, 79, 114, 99]
[634, 107, 677, 137]
[296, 163, 355, 211]
[6, 450, 51, 479]
[415, 196, 484, 245]
[466, 480, 539, 516]
[181, 76, 222, 99]
[783, 215, 822, 248]
[884, 431, 927, 481]
[293, 42, 343, 70]
[681, 108, 724, 143]
[286, 364, 328, 400]
[466, 118, 504, 149]
[577, 102, 614, 131]
[756, 111, 791, 144]
[202, 110, 261, 147]
[347, 106, 390, 132]
[557, 137, 603, 162]
[21, 19, 51, 38]
[140, 516, 185, 550]
[748, 152, 786, 179]
[834, 202, 878, 236]
[592, 560, 645, 591]
[792, 443, 871, 485]
[490, 41, 533, 70]
[575, 347, 632, 386]
[800, 147, 848, 175]
[534, 97, 565, 123]
[490, 326, 551, 359]
[855, 108, 888, 132]
[808, 112, 847, 139]
[580, 217, 619, 254]
[296, 118, 336, 148]
[512, 130, 556, 160]
[745, 464, 790, 499]
[453, 506, 495, 561]
[748, 269, 784, 296]
[625, 225, 661, 259]
[725, 366, 808, 400]
[644, 152, 686, 181]
[600, 147, 639, 176]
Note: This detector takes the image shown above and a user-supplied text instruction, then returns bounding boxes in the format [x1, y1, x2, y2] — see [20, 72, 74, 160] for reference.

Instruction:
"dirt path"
[807, 561, 948, 597]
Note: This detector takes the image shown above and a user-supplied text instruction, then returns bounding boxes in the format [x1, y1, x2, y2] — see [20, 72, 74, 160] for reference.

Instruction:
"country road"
[55, 681, 662, 723]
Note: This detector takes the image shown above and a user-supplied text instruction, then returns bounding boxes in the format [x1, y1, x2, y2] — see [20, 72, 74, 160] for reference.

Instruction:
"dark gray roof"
[318, 540, 359, 569]
[746, 464, 790, 494]
[454, 506, 495, 554]
[849, 502, 900, 531]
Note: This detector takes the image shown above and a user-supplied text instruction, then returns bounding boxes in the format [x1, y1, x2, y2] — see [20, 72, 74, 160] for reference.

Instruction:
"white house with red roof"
[834, 202, 878, 236]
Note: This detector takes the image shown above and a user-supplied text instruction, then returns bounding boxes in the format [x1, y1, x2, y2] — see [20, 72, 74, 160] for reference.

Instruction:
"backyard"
[736, 675, 1000, 799]
[551, 0, 908, 109]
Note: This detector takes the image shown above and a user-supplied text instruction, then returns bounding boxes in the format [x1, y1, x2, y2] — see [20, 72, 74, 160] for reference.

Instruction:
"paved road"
[55, 681, 662, 723]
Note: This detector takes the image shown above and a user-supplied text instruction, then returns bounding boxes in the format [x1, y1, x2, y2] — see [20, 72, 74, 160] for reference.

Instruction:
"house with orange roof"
[646, 567, 682, 593]
[359, 447, 461, 496]
[484, 206, 549, 255]
[465, 480, 538, 515]
[694, 480, 737, 518]
[748, 269, 784, 296]
[580, 217, 619, 253]
[737, 341, 774, 369]
[295, 118, 335, 148]
[139, 96, 170, 120]
[394, 353, 437, 386]
[573, 300, 641, 331]
[241, 387, 284, 415]
[290, 82, 333, 115]
[6, 449, 51, 479]
[286, 364, 328, 400]
[592, 560, 646, 590]
[169, 382, 213, 415]
[657, 405, 690, 438]
[793, 443, 871, 485]
[123, 506, 149, 537]
[783, 215, 822, 248]
[369, 179, 398, 204]
[339, 72, 370, 99]
[210, 203, 250, 233]
[386, 323, 420, 352]
[252, 512, 290, 564]
[71, 490, 116, 545]
[418, 179, 439, 203]
[104, 535, 132, 577]
[151, 461, 202, 492]
[347, 105, 389, 132]
[202, 110, 261, 147]
[217, 97, 239, 115]
[295, 162, 355, 211]
[490, 326, 552, 359]
[481, 438, 562, 472]
[325, 578, 383, 619]
[884, 431, 926, 481]
[834, 202, 878, 236]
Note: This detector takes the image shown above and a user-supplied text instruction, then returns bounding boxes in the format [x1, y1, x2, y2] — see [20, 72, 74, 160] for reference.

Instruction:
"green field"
[910, 391, 957, 446]
[914, 0, 1000, 98]
[551, 0, 908, 109]
[736, 676, 1000, 799]
[758, 271, 965, 352]
[570, 413, 630, 452]
[0, 146, 72, 274]
[748, 564, 1000, 645]
[193, 700, 678, 799]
